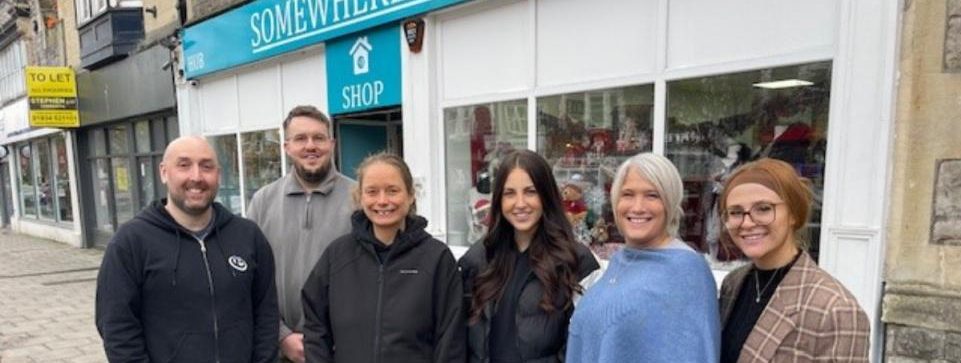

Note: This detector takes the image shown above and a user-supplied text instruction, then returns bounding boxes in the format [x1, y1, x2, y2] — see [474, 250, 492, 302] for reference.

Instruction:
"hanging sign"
[25, 67, 79, 128]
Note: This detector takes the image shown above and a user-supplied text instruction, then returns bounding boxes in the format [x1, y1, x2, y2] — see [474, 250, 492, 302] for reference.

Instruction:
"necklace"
[753, 267, 781, 303]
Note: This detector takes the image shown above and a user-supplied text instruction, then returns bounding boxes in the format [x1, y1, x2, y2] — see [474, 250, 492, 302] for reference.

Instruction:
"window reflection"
[242, 130, 282, 206]
[210, 134, 241, 214]
[444, 100, 528, 247]
[665, 61, 832, 266]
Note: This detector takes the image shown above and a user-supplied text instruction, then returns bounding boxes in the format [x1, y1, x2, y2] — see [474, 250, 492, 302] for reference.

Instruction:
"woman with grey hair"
[566, 152, 720, 363]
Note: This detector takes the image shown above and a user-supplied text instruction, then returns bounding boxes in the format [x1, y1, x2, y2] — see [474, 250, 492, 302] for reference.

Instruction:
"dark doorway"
[334, 108, 402, 180]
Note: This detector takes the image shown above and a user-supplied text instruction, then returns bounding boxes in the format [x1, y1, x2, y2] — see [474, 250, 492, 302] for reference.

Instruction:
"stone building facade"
[883, 1, 961, 362]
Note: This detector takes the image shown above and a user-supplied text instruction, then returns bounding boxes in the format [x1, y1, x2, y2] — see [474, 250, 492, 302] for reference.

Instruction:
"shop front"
[181, 0, 899, 358]
[75, 44, 179, 247]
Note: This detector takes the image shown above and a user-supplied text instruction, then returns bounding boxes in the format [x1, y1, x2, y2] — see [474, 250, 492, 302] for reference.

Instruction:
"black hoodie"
[302, 211, 466, 363]
[95, 200, 278, 362]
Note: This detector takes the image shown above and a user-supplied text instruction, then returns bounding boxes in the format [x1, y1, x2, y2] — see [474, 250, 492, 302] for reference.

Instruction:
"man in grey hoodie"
[246, 105, 355, 363]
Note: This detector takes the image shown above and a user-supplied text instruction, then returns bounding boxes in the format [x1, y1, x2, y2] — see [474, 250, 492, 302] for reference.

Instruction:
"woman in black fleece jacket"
[301, 152, 466, 363]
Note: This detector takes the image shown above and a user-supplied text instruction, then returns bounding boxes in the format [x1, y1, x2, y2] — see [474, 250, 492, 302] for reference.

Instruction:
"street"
[0, 230, 106, 362]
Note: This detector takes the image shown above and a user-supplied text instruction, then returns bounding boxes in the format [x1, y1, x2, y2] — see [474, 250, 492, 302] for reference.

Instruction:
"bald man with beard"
[96, 136, 279, 362]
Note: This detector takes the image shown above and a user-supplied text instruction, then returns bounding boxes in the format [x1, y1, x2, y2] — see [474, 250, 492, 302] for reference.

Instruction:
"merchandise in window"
[536, 85, 655, 259]
[241, 129, 282, 206]
[444, 100, 528, 247]
[210, 134, 242, 214]
[665, 61, 832, 267]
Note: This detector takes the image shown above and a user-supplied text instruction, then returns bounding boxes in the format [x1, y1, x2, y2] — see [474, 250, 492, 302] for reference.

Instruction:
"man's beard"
[295, 160, 331, 185]
[168, 186, 217, 216]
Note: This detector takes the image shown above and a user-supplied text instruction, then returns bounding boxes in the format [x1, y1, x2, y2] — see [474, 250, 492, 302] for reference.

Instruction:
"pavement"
[0, 229, 106, 363]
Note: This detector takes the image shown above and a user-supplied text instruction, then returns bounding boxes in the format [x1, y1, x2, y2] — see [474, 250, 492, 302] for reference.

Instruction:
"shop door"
[334, 109, 402, 180]
[0, 160, 11, 227]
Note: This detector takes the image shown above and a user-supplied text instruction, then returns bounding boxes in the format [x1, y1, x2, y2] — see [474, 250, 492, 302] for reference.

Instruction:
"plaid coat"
[719, 252, 870, 363]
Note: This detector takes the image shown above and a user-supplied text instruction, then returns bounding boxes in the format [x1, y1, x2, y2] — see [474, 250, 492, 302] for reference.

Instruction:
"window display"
[536, 85, 654, 258]
[665, 61, 832, 267]
[210, 134, 242, 214]
[17, 143, 35, 217]
[444, 100, 528, 247]
[15, 133, 75, 224]
[242, 129, 282, 206]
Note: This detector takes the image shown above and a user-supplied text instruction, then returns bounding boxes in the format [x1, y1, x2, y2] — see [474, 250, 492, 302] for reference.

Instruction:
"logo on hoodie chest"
[228, 256, 248, 272]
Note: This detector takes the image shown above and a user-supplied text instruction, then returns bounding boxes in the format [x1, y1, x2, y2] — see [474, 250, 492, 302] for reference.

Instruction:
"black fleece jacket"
[95, 200, 278, 362]
[302, 211, 466, 363]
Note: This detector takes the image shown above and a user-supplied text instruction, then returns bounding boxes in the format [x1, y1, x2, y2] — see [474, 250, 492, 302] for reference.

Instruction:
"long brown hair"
[469, 150, 582, 323]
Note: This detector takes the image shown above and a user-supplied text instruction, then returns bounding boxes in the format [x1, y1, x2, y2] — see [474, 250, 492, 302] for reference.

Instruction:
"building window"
[535, 85, 655, 257]
[241, 129, 282, 206]
[210, 134, 242, 214]
[84, 116, 176, 241]
[76, 0, 109, 24]
[14, 133, 74, 223]
[0, 41, 26, 103]
[665, 61, 833, 266]
[209, 129, 284, 216]
[444, 100, 528, 247]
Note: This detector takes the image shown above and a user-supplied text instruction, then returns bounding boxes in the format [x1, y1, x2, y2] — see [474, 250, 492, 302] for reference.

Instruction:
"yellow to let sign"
[25, 67, 79, 128]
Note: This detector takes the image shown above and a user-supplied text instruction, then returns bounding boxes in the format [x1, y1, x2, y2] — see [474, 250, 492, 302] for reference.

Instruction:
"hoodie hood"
[350, 210, 431, 258]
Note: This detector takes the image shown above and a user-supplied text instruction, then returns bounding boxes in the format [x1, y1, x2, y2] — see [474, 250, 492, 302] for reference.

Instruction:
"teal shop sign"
[326, 25, 400, 114]
[182, 0, 469, 79]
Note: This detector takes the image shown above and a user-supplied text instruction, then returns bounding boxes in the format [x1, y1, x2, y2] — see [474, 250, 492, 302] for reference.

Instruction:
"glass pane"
[138, 157, 155, 208]
[91, 159, 113, 233]
[152, 118, 166, 152]
[166, 117, 179, 144]
[135, 120, 151, 153]
[209, 134, 241, 214]
[34, 139, 54, 219]
[89, 128, 106, 156]
[109, 125, 129, 155]
[17, 143, 36, 216]
[537, 85, 655, 259]
[54, 135, 73, 222]
[241, 129, 282, 207]
[112, 157, 135, 225]
[444, 100, 528, 247]
[665, 61, 832, 266]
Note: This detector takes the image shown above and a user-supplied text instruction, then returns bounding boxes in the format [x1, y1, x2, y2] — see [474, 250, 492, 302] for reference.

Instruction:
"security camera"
[189, 80, 198, 86]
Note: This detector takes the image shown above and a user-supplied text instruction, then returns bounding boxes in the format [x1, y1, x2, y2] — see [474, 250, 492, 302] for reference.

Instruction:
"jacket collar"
[738, 251, 818, 363]
[350, 210, 431, 261]
[282, 167, 342, 196]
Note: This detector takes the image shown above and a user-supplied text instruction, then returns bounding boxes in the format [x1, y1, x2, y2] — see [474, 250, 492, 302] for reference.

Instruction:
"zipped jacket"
[459, 241, 599, 363]
[302, 211, 466, 363]
[95, 200, 279, 362]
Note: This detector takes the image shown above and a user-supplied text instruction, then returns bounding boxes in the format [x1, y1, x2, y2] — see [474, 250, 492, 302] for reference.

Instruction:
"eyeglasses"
[723, 202, 783, 228]
[287, 134, 330, 146]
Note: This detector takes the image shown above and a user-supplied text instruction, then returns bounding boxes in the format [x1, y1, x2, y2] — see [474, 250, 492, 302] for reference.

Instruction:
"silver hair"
[609, 152, 684, 238]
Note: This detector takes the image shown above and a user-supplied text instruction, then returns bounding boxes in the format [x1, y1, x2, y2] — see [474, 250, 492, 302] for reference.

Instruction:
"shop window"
[17, 143, 36, 217]
[210, 134, 242, 214]
[54, 135, 73, 222]
[34, 139, 55, 220]
[241, 129, 282, 206]
[444, 100, 528, 247]
[665, 61, 832, 267]
[536, 85, 655, 258]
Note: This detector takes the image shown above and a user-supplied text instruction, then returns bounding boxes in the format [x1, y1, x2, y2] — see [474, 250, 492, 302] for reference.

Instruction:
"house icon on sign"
[350, 36, 373, 75]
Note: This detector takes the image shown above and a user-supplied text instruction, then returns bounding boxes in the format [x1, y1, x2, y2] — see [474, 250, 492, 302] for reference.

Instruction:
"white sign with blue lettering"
[327, 25, 401, 114]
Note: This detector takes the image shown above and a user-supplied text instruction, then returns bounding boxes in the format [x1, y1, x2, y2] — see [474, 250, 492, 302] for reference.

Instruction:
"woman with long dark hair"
[459, 149, 599, 363]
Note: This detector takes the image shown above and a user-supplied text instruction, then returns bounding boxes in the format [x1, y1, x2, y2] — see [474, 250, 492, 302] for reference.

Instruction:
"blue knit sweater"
[566, 245, 720, 363]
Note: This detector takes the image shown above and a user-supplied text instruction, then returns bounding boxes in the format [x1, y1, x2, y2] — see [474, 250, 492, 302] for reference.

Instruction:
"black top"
[721, 251, 802, 363]
[489, 249, 531, 363]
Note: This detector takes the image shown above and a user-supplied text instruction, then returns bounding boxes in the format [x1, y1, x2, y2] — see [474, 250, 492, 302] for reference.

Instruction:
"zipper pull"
[199, 240, 207, 253]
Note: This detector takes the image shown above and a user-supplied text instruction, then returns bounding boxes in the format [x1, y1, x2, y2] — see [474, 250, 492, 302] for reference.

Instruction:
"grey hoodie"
[246, 170, 356, 340]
